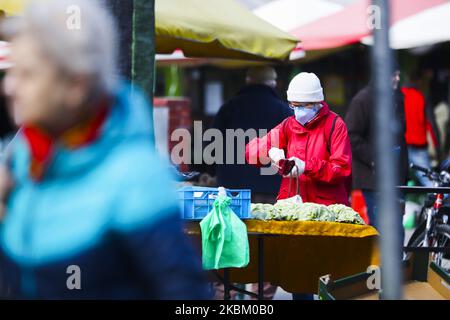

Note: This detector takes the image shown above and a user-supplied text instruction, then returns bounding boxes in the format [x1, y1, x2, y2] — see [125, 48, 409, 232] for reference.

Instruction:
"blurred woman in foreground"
[0, 0, 209, 299]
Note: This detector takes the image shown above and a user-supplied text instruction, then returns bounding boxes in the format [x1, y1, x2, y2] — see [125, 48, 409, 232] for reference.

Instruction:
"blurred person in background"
[434, 100, 449, 161]
[401, 70, 440, 186]
[212, 66, 292, 300]
[345, 69, 409, 230]
[0, 0, 209, 299]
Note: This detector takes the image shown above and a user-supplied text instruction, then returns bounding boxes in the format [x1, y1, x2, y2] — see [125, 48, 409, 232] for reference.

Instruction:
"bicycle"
[407, 164, 450, 269]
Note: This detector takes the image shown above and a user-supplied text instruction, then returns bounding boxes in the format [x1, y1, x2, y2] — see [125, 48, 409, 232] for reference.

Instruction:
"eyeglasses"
[288, 102, 314, 110]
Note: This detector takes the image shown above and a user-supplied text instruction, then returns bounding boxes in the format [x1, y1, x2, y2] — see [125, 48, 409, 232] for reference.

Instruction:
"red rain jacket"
[401, 87, 438, 148]
[246, 102, 352, 205]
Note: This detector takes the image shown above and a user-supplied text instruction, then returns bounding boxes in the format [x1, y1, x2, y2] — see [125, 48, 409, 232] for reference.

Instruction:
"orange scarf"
[23, 101, 109, 181]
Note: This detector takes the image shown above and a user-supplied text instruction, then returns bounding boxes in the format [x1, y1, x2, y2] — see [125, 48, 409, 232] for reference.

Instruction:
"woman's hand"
[284, 157, 305, 177]
[268, 147, 285, 165]
[0, 165, 14, 221]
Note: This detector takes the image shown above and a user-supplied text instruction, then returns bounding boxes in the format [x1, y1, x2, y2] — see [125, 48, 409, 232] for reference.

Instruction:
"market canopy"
[155, 0, 298, 61]
[253, 0, 341, 60]
[362, 1, 450, 49]
[0, 0, 27, 16]
[289, 0, 448, 51]
[0, 0, 299, 61]
[254, 0, 343, 35]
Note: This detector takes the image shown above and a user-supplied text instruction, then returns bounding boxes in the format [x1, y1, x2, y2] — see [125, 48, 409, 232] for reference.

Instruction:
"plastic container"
[178, 186, 251, 220]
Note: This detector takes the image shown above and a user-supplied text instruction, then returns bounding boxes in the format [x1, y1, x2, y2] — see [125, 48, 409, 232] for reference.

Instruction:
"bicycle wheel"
[404, 220, 426, 262]
[407, 223, 450, 269]
[435, 224, 450, 263]
[407, 219, 426, 247]
[408, 223, 450, 247]
[435, 224, 450, 235]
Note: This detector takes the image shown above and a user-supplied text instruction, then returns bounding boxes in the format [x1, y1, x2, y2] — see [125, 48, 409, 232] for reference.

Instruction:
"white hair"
[7, 0, 118, 93]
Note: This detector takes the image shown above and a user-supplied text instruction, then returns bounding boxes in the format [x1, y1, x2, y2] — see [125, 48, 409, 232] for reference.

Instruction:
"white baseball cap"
[287, 72, 324, 102]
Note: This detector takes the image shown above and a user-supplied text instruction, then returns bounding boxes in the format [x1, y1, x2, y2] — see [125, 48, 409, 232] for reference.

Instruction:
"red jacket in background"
[246, 102, 352, 205]
[402, 86, 436, 147]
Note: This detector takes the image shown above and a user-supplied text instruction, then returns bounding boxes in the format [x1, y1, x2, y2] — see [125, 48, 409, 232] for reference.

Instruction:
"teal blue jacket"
[0, 83, 209, 299]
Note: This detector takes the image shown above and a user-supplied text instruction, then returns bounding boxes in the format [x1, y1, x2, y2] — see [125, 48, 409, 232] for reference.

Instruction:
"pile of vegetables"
[251, 201, 365, 225]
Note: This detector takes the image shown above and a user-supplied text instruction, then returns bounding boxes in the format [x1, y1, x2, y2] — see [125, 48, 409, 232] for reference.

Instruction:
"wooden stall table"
[184, 219, 380, 299]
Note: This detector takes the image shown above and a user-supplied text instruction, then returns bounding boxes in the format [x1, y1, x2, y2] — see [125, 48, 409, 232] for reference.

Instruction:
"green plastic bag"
[200, 194, 249, 270]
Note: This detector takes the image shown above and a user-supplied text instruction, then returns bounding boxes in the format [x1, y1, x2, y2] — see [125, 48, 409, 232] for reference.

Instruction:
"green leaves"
[251, 202, 365, 225]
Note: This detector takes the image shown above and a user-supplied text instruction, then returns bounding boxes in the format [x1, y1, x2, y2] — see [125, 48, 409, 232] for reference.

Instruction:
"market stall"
[185, 219, 379, 297]
[2, 0, 381, 300]
[289, 0, 448, 51]
[180, 186, 380, 298]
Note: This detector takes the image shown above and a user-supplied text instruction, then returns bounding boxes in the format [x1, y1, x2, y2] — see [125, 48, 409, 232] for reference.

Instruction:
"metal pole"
[372, 0, 403, 299]
[104, 0, 155, 145]
[132, 0, 155, 145]
[105, 0, 133, 80]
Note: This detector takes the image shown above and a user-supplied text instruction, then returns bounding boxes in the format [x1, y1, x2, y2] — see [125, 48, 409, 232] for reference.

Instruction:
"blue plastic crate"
[178, 186, 251, 220]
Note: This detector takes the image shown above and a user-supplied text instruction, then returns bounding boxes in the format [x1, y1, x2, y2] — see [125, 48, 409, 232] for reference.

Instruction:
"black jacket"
[345, 86, 409, 190]
[212, 84, 293, 194]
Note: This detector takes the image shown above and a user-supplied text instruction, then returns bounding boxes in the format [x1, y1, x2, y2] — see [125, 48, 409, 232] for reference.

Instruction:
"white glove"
[286, 157, 305, 177]
[268, 147, 285, 164]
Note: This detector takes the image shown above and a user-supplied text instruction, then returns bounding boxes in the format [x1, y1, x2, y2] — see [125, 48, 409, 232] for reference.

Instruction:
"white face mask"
[293, 103, 322, 125]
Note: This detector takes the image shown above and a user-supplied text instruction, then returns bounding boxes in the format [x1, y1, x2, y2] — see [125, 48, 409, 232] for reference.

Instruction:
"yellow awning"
[1, 0, 299, 61]
[155, 0, 299, 61]
[0, 0, 31, 16]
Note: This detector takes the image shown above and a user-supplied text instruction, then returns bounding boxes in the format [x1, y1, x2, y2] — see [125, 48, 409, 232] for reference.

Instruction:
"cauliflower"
[329, 204, 365, 224]
[251, 201, 365, 225]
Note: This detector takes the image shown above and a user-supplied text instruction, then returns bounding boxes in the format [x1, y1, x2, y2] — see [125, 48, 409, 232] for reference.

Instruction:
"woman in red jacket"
[246, 72, 352, 206]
